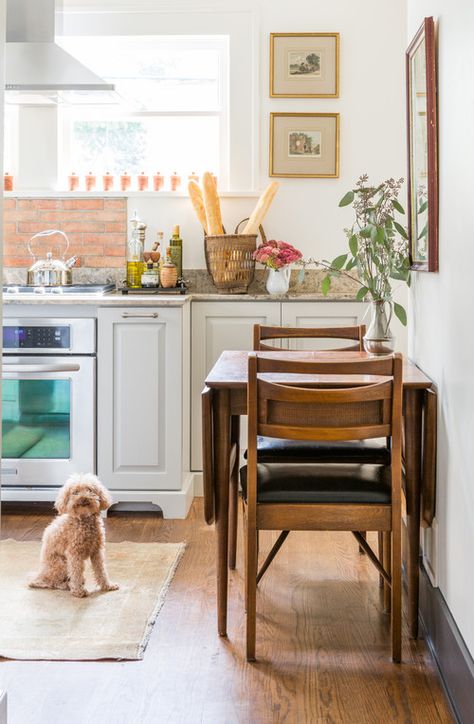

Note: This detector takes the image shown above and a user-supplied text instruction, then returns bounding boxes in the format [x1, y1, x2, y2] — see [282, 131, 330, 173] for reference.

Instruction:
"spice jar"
[103, 172, 114, 191]
[170, 172, 181, 192]
[4, 173, 13, 191]
[160, 248, 178, 288]
[188, 171, 199, 183]
[68, 172, 79, 191]
[85, 172, 96, 191]
[137, 172, 149, 191]
[120, 172, 131, 192]
[153, 172, 164, 192]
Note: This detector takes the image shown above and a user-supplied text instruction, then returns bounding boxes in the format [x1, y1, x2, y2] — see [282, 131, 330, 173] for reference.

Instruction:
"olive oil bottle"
[126, 226, 144, 288]
[169, 225, 183, 279]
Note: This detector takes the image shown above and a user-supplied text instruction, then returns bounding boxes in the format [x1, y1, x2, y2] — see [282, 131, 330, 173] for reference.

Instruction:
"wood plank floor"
[0, 500, 453, 724]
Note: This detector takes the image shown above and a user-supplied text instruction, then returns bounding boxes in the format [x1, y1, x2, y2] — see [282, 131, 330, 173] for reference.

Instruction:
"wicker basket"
[204, 219, 266, 294]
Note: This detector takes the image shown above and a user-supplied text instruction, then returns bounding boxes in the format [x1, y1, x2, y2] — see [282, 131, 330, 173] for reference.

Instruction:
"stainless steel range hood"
[6, 0, 116, 104]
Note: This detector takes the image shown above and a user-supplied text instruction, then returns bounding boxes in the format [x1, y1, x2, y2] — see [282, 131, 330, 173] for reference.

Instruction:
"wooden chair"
[254, 323, 366, 352]
[241, 353, 403, 662]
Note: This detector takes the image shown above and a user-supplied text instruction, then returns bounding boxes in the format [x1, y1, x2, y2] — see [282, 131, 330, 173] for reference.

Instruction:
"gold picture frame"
[270, 32, 340, 98]
[269, 113, 340, 178]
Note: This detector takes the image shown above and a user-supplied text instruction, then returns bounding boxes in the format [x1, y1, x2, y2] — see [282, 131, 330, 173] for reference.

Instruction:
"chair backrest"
[247, 353, 403, 446]
[253, 324, 366, 352]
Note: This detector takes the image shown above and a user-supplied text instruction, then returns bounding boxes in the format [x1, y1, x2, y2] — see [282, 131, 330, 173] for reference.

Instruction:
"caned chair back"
[253, 324, 366, 352]
[247, 353, 403, 463]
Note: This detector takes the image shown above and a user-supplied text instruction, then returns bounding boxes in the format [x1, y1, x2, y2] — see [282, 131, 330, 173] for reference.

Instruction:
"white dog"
[29, 473, 119, 598]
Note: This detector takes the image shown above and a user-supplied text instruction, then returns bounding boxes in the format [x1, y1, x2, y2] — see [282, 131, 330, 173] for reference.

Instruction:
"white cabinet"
[191, 301, 280, 470]
[281, 301, 368, 350]
[98, 308, 189, 512]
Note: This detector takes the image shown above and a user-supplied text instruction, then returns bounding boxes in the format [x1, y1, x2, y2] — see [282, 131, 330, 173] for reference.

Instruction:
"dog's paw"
[101, 583, 119, 592]
[71, 588, 88, 598]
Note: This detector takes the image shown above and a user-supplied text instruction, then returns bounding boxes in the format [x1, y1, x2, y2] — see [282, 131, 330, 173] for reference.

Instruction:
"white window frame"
[58, 35, 229, 188]
[59, 6, 258, 192]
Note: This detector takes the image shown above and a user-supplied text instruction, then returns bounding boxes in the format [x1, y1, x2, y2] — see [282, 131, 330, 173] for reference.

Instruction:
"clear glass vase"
[363, 300, 396, 354]
[265, 267, 290, 295]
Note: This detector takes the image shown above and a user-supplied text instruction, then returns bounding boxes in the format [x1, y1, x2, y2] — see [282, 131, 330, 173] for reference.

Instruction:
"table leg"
[213, 389, 231, 636]
[403, 388, 424, 639]
[228, 415, 240, 570]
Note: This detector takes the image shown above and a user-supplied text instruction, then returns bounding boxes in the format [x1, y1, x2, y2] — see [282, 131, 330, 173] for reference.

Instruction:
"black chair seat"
[240, 463, 391, 504]
[244, 436, 391, 464]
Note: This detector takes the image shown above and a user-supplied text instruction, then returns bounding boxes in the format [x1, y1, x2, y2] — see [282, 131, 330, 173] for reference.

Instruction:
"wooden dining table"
[203, 350, 436, 640]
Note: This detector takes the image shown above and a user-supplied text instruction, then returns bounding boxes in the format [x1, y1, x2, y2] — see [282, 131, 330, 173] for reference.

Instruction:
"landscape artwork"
[288, 130, 321, 157]
[287, 50, 321, 77]
[270, 33, 339, 97]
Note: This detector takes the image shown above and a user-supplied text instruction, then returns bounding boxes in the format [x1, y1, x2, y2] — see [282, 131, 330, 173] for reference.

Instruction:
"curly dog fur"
[29, 473, 119, 598]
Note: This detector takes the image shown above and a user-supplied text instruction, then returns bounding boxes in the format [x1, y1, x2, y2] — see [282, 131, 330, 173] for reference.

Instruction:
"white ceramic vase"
[265, 267, 290, 295]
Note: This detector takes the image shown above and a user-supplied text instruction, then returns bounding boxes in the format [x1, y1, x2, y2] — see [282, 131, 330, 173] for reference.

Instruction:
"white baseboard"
[1, 473, 196, 519]
[193, 472, 203, 496]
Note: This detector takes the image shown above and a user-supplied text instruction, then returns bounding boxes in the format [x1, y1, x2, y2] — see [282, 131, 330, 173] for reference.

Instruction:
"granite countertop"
[2, 290, 362, 305]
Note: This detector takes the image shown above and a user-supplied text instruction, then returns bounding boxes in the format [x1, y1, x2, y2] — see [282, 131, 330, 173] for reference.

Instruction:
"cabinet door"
[98, 308, 182, 490]
[191, 301, 281, 470]
[281, 301, 367, 350]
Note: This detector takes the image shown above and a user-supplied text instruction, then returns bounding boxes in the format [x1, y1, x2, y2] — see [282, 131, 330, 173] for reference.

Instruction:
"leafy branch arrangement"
[298, 175, 411, 325]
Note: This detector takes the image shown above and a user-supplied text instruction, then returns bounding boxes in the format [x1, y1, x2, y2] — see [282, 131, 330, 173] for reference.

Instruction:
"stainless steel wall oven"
[2, 318, 96, 489]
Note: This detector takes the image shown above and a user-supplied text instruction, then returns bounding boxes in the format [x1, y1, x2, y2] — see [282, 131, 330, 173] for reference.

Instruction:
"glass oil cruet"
[126, 210, 145, 288]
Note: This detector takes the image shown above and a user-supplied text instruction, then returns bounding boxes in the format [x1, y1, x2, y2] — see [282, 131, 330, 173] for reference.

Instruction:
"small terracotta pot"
[68, 173, 79, 191]
[153, 173, 164, 191]
[137, 172, 149, 191]
[170, 172, 181, 192]
[85, 172, 96, 191]
[161, 262, 178, 288]
[120, 173, 131, 191]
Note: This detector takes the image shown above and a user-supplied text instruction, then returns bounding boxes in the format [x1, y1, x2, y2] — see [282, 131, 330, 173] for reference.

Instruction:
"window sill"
[4, 190, 261, 199]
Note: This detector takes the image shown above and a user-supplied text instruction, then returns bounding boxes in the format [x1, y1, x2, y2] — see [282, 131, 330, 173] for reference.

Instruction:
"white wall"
[407, 0, 474, 655]
[59, 0, 407, 263]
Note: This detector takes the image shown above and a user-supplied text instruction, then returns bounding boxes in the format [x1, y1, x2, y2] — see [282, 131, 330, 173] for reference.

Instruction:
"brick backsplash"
[3, 197, 127, 268]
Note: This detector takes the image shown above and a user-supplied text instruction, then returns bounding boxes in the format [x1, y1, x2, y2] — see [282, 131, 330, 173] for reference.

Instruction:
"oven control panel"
[3, 325, 71, 350]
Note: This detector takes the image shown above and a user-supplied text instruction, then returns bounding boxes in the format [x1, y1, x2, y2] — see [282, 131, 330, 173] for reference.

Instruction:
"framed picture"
[406, 16, 438, 271]
[270, 33, 339, 98]
[269, 113, 339, 178]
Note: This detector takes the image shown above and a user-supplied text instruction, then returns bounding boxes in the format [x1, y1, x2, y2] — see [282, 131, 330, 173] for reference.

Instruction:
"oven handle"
[2, 363, 80, 373]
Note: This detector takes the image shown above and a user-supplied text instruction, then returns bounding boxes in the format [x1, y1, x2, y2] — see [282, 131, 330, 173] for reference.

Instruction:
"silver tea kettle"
[27, 230, 78, 287]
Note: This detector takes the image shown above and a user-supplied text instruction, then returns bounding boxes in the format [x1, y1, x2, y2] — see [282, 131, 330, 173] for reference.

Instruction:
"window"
[58, 35, 229, 189]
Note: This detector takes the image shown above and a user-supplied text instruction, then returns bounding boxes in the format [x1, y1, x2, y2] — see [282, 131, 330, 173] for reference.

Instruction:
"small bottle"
[170, 172, 181, 192]
[153, 172, 164, 192]
[137, 172, 149, 191]
[68, 172, 79, 191]
[169, 224, 183, 279]
[126, 214, 144, 288]
[141, 261, 159, 288]
[4, 173, 13, 191]
[85, 171, 96, 191]
[120, 172, 131, 191]
[103, 172, 114, 191]
[160, 248, 178, 288]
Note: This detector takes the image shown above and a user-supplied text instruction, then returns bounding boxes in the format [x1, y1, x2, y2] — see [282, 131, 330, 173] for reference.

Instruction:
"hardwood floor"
[0, 500, 453, 724]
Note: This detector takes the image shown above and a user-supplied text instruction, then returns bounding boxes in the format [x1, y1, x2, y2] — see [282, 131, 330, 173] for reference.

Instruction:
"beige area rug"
[0, 539, 185, 661]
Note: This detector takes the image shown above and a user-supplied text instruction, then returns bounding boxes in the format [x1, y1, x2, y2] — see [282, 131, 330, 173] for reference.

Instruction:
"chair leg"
[246, 525, 258, 662]
[358, 531, 367, 555]
[378, 532, 384, 588]
[391, 523, 402, 663]
[228, 465, 238, 570]
[383, 531, 391, 614]
[257, 531, 290, 584]
[228, 415, 240, 570]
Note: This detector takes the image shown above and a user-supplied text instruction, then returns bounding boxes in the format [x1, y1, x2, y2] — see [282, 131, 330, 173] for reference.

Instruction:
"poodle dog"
[29, 473, 119, 598]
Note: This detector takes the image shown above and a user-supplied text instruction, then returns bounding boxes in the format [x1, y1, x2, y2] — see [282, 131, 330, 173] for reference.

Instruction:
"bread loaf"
[188, 181, 208, 233]
[202, 172, 224, 235]
[242, 182, 279, 235]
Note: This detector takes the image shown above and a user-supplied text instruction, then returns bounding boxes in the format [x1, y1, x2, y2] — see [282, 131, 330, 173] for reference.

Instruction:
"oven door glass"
[1, 355, 95, 486]
[2, 379, 71, 459]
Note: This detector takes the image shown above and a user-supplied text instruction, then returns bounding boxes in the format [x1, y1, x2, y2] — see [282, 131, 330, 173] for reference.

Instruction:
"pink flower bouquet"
[253, 240, 302, 270]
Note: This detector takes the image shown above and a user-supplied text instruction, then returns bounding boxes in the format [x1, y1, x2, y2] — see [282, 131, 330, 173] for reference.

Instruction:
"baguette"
[242, 182, 279, 235]
[188, 180, 208, 233]
[202, 171, 224, 235]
